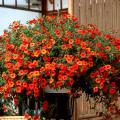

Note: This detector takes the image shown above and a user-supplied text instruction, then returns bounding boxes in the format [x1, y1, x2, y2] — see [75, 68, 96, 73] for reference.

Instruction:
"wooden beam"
[0, 5, 42, 13]
[46, 8, 68, 15]
[53, 0, 55, 11]
[2, 0, 4, 6]
[15, 0, 17, 7]
[68, 0, 73, 15]
[42, 0, 47, 15]
[60, 0, 63, 10]
[28, 0, 30, 9]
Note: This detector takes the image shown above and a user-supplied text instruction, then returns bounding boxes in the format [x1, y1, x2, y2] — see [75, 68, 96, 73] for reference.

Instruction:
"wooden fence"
[68, 1, 120, 119]
[69, 0, 120, 36]
[73, 94, 120, 120]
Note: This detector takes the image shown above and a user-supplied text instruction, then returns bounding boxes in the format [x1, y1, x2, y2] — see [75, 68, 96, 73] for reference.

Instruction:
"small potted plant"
[0, 14, 120, 120]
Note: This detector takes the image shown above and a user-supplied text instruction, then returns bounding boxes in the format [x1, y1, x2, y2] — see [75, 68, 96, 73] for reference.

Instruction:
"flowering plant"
[0, 14, 120, 119]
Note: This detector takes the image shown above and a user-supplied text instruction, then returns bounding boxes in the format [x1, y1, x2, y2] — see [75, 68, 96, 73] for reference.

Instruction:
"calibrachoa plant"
[0, 14, 120, 119]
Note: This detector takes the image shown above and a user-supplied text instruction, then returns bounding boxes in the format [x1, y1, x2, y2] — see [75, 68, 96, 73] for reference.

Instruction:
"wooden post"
[28, 0, 30, 10]
[2, 0, 4, 6]
[42, 0, 47, 15]
[68, 0, 73, 15]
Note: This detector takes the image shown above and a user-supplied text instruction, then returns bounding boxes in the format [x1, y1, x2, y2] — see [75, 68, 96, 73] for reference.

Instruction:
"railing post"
[68, 0, 73, 15]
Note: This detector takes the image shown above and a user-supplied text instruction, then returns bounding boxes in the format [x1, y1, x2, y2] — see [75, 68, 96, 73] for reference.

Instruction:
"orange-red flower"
[12, 21, 20, 30]
[104, 64, 111, 70]
[9, 73, 16, 79]
[13, 54, 18, 60]
[80, 52, 86, 58]
[16, 86, 22, 93]
[42, 100, 48, 111]
[93, 86, 98, 93]
[8, 81, 14, 88]
[33, 70, 40, 77]
[2, 72, 8, 79]
[69, 39, 74, 44]
[5, 57, 11, 62]
[18, 70, 26, 76]
[22, 82, 28, 88]
[64, 54, 74, 63]
[16, 80, 22, 86]
[32, 50, 40, 57]
[109, 88, 116, 94]
[24, 113, 31, 119]
[41, 49, 47, 54]
[5, 63, 13, 68]
[30, 42, 35, 47]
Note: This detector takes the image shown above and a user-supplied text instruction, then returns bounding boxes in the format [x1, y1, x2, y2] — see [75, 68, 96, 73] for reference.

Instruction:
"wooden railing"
[0, 116, 26, 120]
[0, 0, 42, 13]
[73, 93, 120, 120]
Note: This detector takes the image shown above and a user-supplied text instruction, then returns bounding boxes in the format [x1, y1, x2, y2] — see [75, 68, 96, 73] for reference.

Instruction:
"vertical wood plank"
[53, 0, 55, 11]
[68, 0, 74, 15]
[97, 0, 103, 30]
[102, 0, 106, 30]
[116, 0, 120, 37]
[79, 0, 86, 25]
[2, 0, 4, 5]
[111, 0, 116, 36]
[28, 0, 30, 9]
[91, 0, 98, 26]
[85, 0, 92, 24]
[104, 0, 113, 31]
[73, 0, 80, 22]
[42, 0, 47, 15]
[60, 0, 62, 9]
[15, 0, 17, 7]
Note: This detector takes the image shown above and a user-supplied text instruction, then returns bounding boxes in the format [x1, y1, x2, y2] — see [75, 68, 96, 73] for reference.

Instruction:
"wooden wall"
[69, 0, 120, 36]
[68, 0, 120, 119]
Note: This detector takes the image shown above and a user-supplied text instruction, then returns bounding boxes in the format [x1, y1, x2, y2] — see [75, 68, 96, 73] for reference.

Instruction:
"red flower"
[69, 79, 74, 86]
[81, 42, 86, 49]
[90, 72, 96, 78]
[55, 29, 60, 35]
[78, 30, 87, 35]
[16, 86, 22, 93]
[93, 86, 98, 93]
[99, 66, 105, 72]
[4, 92, 9, 98]
[24, 113, 31, 119]
[111, 82, 116, 87]
[2, 104, 8, 112]
[75, 38, 81, 44]
[42, 100, 48, 111]
[104, 34, 111, 39]
[103, 86, 108, 92]
[80, 52, 86, 58]
[69, 39, 74, 44]
[22, 82, 28, 88]
[29, 19, 37, 24]
[29, 83, 34, 90]
[109, 88, 116, 94]
[33, 115, 39, 120]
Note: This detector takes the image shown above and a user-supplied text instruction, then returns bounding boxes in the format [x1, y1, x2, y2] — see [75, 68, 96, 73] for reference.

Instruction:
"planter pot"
[45, 86, 70, 93]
